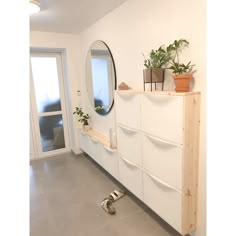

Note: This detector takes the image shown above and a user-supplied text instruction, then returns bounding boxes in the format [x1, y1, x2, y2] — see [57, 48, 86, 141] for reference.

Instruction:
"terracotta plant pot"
[143, 68, 164, 83]
[173, 73, 192, 92]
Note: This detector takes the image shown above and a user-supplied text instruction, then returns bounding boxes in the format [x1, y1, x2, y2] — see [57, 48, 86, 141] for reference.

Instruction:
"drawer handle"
[119, 125, 137, 134]
[146, 134, 177, 148]
[120, 155, 139, 169]
[117, 92, 136, 100]
[144, 94, 175, 103]
[90, 137, 98, 143]
[104, 145, 116, 153]
[145, 171, 180, 192]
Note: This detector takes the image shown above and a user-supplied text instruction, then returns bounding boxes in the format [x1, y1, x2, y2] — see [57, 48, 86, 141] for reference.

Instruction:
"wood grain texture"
[115, 89, 200, 96]
[181, 94, 200, 235]
[79, 128, 111, 148]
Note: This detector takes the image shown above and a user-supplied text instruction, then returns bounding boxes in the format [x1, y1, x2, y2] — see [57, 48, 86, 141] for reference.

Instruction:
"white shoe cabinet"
[114, 90, 200, 235]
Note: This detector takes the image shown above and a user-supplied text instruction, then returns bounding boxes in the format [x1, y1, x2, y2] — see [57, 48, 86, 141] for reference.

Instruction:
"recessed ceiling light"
[30, 0, 40, 15]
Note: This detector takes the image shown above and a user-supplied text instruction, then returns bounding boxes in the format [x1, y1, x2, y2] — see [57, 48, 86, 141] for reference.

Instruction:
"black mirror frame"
[86, 40, 117, 116]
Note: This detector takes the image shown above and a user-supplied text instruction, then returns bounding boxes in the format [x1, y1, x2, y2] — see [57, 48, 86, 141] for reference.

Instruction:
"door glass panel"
[39, 114, 65, 152]
[31, 57, 61, 113]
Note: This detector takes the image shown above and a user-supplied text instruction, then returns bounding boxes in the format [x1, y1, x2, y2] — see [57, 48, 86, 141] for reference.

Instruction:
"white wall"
[79, 0, 206, 235]
[30, 31, 82, 154]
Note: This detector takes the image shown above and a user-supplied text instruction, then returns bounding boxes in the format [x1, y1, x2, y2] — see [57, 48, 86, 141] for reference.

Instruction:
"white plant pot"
[83, 124, 90, 131]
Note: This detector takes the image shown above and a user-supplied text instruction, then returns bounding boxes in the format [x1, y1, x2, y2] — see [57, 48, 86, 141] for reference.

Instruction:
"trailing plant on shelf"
[166, 38, 196, 92]
[73, 107, 90, 129]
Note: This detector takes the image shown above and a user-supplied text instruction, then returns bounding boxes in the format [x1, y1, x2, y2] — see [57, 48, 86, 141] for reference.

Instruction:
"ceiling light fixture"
[30, 0, 40, 14]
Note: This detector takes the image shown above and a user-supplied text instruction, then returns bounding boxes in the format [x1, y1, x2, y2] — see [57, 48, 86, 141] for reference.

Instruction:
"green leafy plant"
[142, 45, 171, 68]
[73, 107, 90, 126]
[94, 105, 105, 112]
[166, 39, 195, 74]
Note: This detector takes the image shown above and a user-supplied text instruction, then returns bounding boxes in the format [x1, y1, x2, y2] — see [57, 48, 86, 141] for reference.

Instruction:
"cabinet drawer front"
[118, 155, 143, 200]
[101, 146, 118, 180]
[142, 134, 182, 190]
[143, 171, 182, 233]
[79, 133, 102, 165]
[115, 93, 141, 129]
[141, 94, 184, 144]
[89, 137, 102, 166]
[79, 132, 91, 155]
[117, 125, 142, 167]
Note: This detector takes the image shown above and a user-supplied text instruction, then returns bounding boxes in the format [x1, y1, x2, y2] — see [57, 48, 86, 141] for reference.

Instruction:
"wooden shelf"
[79, 128, 115, 150]
[115, 89, 200, 96]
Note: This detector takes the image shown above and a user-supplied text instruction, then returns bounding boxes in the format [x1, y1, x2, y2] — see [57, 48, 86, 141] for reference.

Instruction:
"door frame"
[30, 51, 71, 158]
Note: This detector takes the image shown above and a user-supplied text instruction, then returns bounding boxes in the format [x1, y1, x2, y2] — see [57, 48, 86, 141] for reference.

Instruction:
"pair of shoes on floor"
[101, 198, 116, 215]
[101, 189, 125, 215]
[109, 189, 125, 202]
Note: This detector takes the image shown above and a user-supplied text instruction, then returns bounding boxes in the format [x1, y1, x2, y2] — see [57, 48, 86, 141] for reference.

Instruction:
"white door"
[30, 52, 70, 158]
[30, 110, 37, 160]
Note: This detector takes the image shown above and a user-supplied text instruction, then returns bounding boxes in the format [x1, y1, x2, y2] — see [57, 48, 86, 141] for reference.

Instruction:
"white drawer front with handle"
[89, 137, 102, 166]
[101, 145, 118, 180]
[118, 154, 143, 200]
[115, 92, 141, 130]
[79, 132, 91, 155]
[143, 171, 182, 234]
[142, 133, 183, 190]
[79, 132, 102, 165]
[141, 94, 184, 145]
[117, 125, 142, 167]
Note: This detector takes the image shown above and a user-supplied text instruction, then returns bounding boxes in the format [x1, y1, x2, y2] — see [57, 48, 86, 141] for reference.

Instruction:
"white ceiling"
[30, 0, 127, 34]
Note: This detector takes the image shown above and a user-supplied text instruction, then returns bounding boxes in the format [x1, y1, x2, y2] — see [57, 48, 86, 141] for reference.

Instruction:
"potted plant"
[166, 39, 195, 92]
[73, 107, 91, 131]
[142, 45, 171, 90]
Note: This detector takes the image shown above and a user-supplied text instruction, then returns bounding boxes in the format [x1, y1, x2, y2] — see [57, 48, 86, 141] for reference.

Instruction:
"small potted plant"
[166, 39, 195, 92]
[142, 45, 171, 90]
[73, 107, 91, 131]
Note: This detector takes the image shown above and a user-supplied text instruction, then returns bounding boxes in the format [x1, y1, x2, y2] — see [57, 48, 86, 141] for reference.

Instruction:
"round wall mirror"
[85, 40, 116, 115]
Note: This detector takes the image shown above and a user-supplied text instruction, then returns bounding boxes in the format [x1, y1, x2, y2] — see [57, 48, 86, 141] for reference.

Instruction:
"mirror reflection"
[86, 40, 116, 115]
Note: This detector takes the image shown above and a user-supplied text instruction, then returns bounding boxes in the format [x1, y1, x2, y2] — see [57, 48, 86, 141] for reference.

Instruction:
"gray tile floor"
[30, 152, 183, 236]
